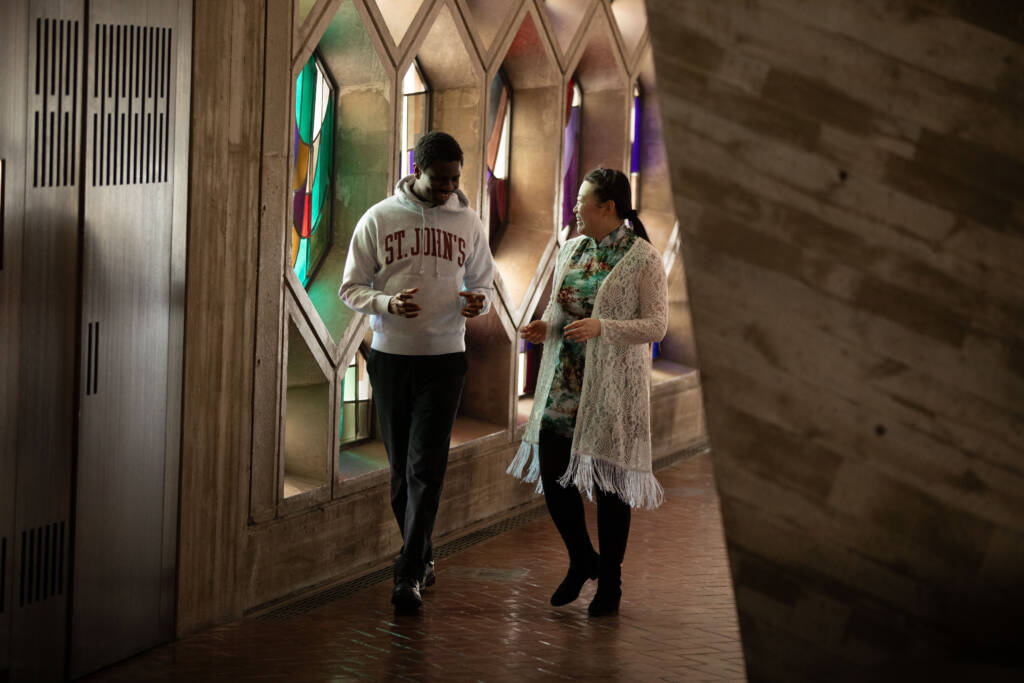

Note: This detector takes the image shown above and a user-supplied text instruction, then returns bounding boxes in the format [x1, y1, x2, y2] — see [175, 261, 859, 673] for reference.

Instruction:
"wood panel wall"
[177, 0, 271, 634]
[646, 0, 1024, 678]
[179, 0, 706, 636]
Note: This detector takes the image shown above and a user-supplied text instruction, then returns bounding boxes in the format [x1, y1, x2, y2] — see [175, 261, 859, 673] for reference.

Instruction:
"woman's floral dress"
[541, 224, 637, 438]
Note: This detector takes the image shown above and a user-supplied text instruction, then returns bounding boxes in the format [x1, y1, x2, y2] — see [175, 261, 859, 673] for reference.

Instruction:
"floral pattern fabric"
[541, 224, 637, 437]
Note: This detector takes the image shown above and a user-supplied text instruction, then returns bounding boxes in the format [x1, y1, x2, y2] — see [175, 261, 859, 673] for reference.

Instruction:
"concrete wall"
[647, 0, 1024, 678]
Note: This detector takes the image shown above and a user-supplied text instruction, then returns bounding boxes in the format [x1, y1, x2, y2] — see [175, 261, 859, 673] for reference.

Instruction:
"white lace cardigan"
[507, 233, 669, 509]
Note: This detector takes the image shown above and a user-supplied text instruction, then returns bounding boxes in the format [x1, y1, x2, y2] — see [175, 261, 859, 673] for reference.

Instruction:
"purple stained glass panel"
[630, 95, 640, 174]
[562, 106, 581, 230]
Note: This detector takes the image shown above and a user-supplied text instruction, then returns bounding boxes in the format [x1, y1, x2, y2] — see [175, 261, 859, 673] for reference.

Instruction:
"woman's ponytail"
[624, 207, 650, 243]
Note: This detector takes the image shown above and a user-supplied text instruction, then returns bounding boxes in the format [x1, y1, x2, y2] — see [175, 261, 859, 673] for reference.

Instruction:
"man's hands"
[520, 320, 548, 343]
[459, 291, 485, 318]
[563, 318, 601, 342]
[388, 288, 421, 318]
[388, 288, 485, 319]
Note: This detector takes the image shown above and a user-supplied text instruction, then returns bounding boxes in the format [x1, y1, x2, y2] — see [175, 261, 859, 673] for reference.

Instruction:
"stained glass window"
[518, 339, 541, 397]
[339, 348, 373, 446]
[562, 79, 582, 235]
[630, 80, 641, 209]
[291, 53, 335, 287]
[401, 60, 429, 177]
[486, 69, 511, 247]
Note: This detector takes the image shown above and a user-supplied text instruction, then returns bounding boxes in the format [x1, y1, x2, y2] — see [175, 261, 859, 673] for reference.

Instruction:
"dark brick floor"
[85, 452, 746, 682]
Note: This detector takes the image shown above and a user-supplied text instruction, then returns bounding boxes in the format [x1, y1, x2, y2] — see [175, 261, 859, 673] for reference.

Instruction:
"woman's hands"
[520, 318, 601, 343]
[520, 320, 548, 343]
[564, 318, 601, 342]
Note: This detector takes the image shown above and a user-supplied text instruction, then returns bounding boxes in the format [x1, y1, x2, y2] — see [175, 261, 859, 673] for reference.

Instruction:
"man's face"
[412, 159, 461, 206]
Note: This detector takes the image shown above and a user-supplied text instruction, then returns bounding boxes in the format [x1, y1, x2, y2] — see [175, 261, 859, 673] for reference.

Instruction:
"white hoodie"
[339, 176, 495, 355]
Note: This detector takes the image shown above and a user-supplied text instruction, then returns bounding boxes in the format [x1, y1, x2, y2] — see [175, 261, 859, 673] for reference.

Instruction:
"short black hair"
[414, 131, 464, 171]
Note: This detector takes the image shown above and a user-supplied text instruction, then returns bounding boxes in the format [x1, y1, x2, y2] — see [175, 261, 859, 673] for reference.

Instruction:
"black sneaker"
[421, 560, 436, 589]
[391, 577, 422, 612]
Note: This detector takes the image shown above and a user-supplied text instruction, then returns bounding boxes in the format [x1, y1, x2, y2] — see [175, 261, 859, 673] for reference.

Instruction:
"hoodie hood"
[395, 174, 470, 212]
[394, 175, 472, 277]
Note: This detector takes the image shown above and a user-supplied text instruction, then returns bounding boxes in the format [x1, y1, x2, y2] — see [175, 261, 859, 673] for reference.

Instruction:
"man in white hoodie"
[339, 131, 495, 612]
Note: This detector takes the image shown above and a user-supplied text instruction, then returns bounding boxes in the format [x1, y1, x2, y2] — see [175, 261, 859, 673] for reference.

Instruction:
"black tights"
[539, 429, 630, 570]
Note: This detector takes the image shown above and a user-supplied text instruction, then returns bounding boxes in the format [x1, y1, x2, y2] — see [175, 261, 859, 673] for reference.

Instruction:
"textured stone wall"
[647, 0, 1024, 678]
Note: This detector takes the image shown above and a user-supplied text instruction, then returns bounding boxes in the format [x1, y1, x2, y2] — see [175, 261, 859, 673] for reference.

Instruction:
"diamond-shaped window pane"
[372, 0, 421, 48]
[610, 0, 647, 63]
[635, 46, 674, 253]
[490, 11, 561, 317]
[540, 0, 589, 60]
[412, 4, 483, 201]
[463, 0, 517, 55]
[298, 3, 392, 345]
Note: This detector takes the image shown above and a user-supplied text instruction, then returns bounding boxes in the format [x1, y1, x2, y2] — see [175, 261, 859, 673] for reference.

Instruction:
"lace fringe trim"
[507, 440, 544, 494]
[557, 451, 664, 510]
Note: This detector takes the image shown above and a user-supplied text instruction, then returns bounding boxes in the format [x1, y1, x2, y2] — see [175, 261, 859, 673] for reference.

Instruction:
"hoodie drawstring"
[418, 204, 426, 275]
[417, 205, 441, 276]
[396, 175, 458, 279]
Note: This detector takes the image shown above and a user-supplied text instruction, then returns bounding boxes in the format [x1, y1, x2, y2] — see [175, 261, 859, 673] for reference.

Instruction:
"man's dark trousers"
[367, 349, 467, 582]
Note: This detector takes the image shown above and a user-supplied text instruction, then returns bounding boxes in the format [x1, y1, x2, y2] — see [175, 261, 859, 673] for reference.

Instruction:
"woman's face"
[575, 180, 611, 237]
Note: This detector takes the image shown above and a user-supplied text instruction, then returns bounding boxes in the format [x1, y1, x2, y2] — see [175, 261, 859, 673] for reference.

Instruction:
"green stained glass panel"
[311, 99, 333, 234]
[292, 52, 334, 288]
[296, 59, 317, 145]
[343, 363, 356, 401]
[295, 237, 310, 286]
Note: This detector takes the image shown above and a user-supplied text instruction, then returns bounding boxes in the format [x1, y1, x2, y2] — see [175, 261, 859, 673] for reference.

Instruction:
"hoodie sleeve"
[463, 215, 496, 315]
[339, 212, 393, 316]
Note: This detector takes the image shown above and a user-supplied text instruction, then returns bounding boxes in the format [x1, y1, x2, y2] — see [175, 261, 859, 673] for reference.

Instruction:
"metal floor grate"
[256, 443, 707, 622]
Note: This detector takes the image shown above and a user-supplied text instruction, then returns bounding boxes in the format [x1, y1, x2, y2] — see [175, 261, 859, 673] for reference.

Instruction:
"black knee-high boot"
[539, 430, 599, 606]
[589, 487, 631, 616]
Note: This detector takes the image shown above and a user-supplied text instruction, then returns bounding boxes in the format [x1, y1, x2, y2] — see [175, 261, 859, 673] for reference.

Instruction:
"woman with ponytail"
[508, 168, 668, 616]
